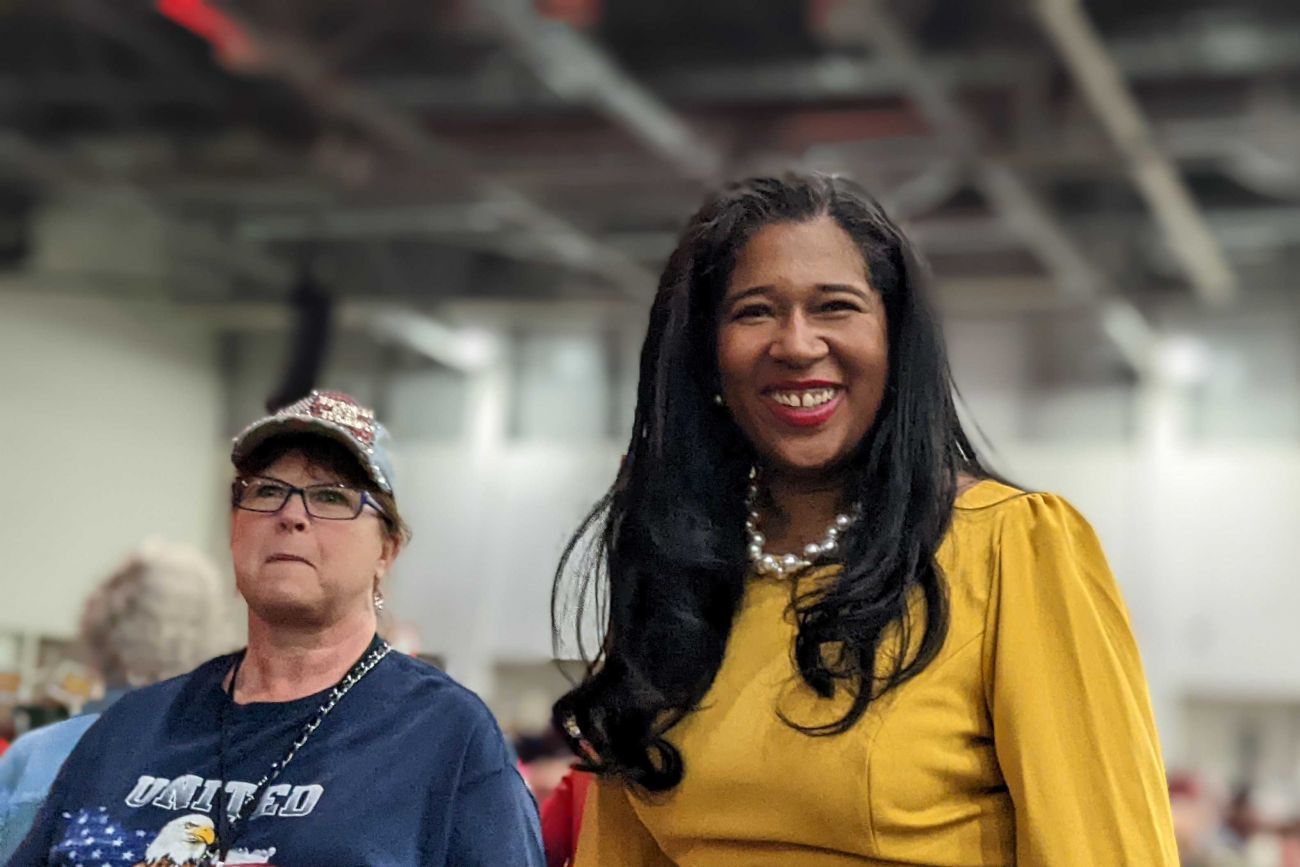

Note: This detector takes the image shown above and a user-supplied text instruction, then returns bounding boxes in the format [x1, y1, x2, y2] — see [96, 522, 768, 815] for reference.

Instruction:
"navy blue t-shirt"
[6, 650, 543, 866]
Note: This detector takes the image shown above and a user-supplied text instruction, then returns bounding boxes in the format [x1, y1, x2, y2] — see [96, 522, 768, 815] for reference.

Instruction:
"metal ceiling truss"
[472, 0, 724, 183]
[1030, 0, 1237, 306]
[823, 0, 1155, 374]
[209, 1, 658, 300]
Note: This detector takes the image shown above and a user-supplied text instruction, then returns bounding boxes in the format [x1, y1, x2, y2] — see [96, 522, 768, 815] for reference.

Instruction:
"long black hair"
[552, 172, 990, 792]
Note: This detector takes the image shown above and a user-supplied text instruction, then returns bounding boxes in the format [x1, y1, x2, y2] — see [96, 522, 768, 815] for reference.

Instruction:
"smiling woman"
[554, 173, 1178, 866]
[716, 216, 888, 477]
[11, 392, 544, 867]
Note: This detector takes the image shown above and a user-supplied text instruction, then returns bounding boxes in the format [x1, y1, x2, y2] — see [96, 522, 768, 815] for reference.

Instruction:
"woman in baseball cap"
[11, 391, 544, 867]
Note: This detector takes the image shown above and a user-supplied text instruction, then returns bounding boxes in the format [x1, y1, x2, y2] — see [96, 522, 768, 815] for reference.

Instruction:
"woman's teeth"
[770, 388, 837, 408]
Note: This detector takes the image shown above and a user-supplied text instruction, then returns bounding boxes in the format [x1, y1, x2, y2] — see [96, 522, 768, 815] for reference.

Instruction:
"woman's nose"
[768, 312, 828, 366]
[276, 491, 311, 530]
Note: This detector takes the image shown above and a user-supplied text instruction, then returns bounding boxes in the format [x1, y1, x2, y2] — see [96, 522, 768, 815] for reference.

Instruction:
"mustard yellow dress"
[574, 482, 1178, 866]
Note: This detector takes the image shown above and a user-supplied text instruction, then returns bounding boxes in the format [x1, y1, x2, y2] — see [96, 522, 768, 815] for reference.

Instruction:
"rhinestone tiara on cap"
[289, 391, 377, 449]
[231, 390, 395, 495]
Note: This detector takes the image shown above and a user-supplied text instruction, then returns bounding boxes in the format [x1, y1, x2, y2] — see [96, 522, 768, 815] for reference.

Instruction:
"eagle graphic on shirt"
[52, 808, 277, 867]
[133, 814, 216, 866]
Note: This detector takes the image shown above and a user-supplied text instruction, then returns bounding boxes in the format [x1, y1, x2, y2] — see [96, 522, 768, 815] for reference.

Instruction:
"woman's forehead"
[725, 218, 867, 295]
[261, 451, 348, 483]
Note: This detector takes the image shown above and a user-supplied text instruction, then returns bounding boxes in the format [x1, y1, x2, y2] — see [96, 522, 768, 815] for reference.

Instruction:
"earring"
[713, 393, 724, 406]
[373, 590, 385, 612]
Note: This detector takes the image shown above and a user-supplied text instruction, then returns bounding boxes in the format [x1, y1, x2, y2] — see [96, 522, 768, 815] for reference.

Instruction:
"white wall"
[0, 290, 227, 637]
[389, 443, 620, 663]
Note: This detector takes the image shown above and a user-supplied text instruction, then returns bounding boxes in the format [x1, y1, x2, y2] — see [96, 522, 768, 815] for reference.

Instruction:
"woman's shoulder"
[953, 479, 1092, 534]
[943, 480, 1104, 598]
[950, 480, 1116, 598]
[378, 652, 503, 727]
[5, 714, 100, 758]
[955, 479, 1034, 511]
[0, 714, 101, 792]
[377, 653, 519, 774]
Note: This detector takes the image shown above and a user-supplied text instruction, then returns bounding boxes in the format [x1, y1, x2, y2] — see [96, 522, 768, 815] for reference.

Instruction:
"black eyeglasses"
[232, 476, 385, 521]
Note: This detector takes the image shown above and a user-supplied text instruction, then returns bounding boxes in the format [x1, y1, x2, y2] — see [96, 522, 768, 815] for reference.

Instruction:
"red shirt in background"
[539, 767, 593, 867]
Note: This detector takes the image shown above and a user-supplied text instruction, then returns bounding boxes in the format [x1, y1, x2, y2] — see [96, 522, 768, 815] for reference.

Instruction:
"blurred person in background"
[1169, 772, 1247, 867]
[539, 767, 592, 867]
[554, 173, 1177, 866]
[0, 539, 234, 863]
[9, 391, 542, 866]
[1221, 784, 1300, 867]
[516, 729, 576, 805]
[513, 731, 593, 866]
[1225, 785, 1262, 854]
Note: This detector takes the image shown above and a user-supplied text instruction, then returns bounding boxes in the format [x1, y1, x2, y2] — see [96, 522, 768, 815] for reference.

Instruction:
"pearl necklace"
[745, 467, 860, 578]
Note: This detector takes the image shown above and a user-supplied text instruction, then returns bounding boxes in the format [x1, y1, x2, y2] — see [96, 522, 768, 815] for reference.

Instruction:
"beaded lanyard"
[213, 637, 392, 864]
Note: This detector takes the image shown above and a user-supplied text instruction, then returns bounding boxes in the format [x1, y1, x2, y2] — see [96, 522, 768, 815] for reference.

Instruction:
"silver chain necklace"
[745, 466, 860, 577]
[214, 637, 392, 864]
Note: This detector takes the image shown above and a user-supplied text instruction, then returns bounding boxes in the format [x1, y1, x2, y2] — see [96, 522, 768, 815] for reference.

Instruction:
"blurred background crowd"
[1, 0, 1298, 864]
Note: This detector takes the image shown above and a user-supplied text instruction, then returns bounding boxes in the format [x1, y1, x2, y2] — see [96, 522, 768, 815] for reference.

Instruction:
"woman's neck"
[760, 469, 850, 554]
[758, 468, 983, 556]
[233, 610, 377, 703]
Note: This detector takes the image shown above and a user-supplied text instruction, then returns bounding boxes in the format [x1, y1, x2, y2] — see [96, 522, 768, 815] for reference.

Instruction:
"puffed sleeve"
[572, 776, 674, 867]
[983, 492, 1178, 866]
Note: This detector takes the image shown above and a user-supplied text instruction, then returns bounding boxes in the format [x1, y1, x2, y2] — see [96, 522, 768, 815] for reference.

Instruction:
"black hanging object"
[265, 267, 334, 413]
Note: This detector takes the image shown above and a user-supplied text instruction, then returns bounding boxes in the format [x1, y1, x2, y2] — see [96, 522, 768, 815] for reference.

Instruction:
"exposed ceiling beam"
[5, 113, 1262, 198]
[0, 131, 503, 368]
[1202, 206, 1300, 252]
[238, 205, 507, 243]
[59, 0, 216, 86]
[360, 306, 500, 372]
[205, 2, 657, 300]
[824, 0, 1155, 374]
[243, 193, 1300, 265]
[239, 203, 1032, 263]
[241, 204, 654, 274]
[0, 132, 293, 289]
[1030, 0, 1237, 306]
[178, 301, 500, 372]
[8, 19, 1300, 114]
[604, 206, 1300, 262]
[472, 0, 723, 183]
[356, 20, 1300, 111]
[878, 160, 967, 221]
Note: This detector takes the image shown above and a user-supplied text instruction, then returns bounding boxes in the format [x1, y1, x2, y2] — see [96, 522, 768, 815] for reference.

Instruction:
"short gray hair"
[80, 538, 238, 685]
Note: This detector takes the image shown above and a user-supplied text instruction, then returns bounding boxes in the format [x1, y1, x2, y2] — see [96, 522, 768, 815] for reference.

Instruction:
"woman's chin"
[243, 589, 328, 625]
[762, 441, 853, 480]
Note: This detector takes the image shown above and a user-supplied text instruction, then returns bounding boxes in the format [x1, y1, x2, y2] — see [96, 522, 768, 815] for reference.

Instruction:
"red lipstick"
[762, 381, 844, 429]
